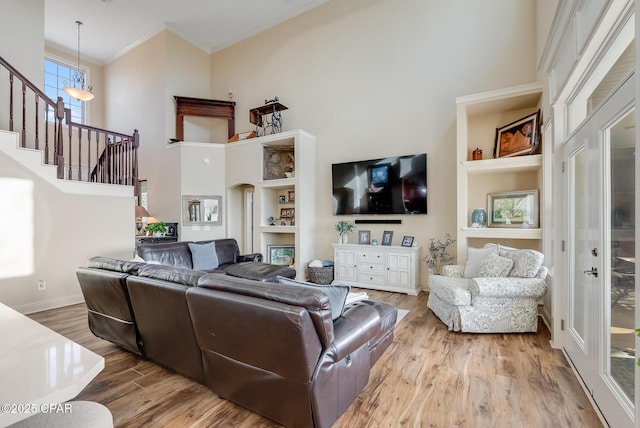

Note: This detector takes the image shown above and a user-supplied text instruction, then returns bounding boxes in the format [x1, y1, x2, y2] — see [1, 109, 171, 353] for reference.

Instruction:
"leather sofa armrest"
[470, 277, 547, 299]
[238, 252, 263, 262]
[330, 303, 380, 361]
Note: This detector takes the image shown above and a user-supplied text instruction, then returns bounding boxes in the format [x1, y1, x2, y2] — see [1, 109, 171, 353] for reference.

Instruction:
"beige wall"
[104, 30, 216, 238]
[210, 0, 539, 286]
[0, 0, 44, 85]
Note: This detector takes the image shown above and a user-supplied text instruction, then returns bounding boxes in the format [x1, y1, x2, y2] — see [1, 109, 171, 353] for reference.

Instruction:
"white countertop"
[0, 302, 104, 425]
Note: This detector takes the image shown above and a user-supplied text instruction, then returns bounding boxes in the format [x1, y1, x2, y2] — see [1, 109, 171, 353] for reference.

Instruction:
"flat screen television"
[332, 153, 427, 215]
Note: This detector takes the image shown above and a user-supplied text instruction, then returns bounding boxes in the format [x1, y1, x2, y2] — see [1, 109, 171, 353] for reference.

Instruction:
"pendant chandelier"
[63, 20, 94, 102]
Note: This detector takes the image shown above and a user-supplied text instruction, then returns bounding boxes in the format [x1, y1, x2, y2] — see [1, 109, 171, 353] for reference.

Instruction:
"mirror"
[182, 195, 222, 226]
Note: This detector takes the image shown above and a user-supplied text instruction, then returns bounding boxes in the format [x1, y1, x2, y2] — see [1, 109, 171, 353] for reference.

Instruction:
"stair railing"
[0, 56, 139, 192]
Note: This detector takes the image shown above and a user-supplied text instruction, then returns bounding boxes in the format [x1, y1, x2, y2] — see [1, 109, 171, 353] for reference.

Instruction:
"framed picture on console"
[358, 230, 371, 245]
[401, 236, 414, 247]
[382, 231, 393, 246]
[267, 245, 295, 265]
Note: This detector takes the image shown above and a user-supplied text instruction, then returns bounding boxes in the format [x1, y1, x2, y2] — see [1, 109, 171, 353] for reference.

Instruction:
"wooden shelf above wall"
[173, 96, 236, 141]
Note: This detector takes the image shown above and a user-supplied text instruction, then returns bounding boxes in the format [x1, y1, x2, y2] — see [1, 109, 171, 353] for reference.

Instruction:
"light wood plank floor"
[29, 289, 603, 427]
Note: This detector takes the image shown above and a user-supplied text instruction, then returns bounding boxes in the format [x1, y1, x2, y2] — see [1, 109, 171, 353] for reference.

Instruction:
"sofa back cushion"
[275, 276, 349, 321]
[137, 241, 194, 269]
[197, 273, 334, 347]
[88, 256, 145, 274]
[137, 263, 207, 287]
[201, 238, 239, 266]
[463, 246, 498, 278]
[187, 278, 325, 384]
[498, 247, 544, 278]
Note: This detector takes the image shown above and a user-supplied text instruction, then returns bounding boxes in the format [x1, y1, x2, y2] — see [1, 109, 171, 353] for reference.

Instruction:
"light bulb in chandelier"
[63, 21, 94, 102]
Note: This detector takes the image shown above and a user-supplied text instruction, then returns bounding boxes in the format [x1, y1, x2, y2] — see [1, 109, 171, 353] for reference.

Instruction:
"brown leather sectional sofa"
[76, 248, 397, 427]
[136, 238, 297, 281]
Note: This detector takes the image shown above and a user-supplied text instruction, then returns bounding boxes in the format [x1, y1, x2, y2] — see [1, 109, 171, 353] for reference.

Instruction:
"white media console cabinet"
[332, 244, 421, 295]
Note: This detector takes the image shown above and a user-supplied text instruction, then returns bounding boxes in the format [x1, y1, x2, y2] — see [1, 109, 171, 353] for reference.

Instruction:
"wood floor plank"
[28, 289, 604, 427]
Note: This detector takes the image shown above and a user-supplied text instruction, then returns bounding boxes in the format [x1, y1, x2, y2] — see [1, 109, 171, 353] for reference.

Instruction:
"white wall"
[0, 0, 136, 313]
[0, 132, 134, 313]
[210, 0, 539, 286]
[176, 142, 227, 241]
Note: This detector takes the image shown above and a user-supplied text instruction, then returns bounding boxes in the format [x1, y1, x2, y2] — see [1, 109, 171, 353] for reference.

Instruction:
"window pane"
[43, 57, 88, 124]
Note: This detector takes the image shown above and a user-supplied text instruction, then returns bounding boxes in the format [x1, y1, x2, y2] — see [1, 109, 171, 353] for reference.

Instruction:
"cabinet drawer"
[357, 262, 386, 274]
[357, 272, 387, 284]
[357, 251, 385, 263]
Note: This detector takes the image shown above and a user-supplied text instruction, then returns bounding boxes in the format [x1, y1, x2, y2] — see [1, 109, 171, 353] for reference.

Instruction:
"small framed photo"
[358, 230, 371, 245]
[280, 208, 294, 218]
[288, 190, 295, 202]
[488, 189, 539, 228]
[494, 110, 540, 158]
[382, 231, 394, 246]
[267, 245, 295, 265]
[401, 236, 414, 247]
[279, 195, 286, 203]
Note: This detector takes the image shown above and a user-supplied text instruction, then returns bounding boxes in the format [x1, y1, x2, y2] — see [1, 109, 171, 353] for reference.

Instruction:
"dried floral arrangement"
[423, 233, 456, 275]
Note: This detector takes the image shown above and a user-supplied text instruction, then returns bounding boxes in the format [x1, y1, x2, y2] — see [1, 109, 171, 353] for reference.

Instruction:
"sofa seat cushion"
[224, 262, 296, 282]
[428, 275, 472, 306]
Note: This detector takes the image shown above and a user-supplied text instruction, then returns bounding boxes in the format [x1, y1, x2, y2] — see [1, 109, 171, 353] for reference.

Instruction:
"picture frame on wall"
[358, 230, 371, 245]
[382, 231, 394, 246]
[494, 110, 540, 158]
[267, 245, 295, 265]
[487, 189, 539, 228]
[401, 236, 414, 247]
[182, 195, 222, 226]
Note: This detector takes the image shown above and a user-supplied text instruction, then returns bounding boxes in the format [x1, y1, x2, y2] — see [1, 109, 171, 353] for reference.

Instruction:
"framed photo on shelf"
[267, 245, 295, 265]
[358, 230, 371, 245]
[280, 208, 294, 218]
[288, 190, 295, 202]
[382, 231, 394, 246]
[401, 236, 414, 247]
[494, 110, 540, 158]
[487, 189, 539, 228]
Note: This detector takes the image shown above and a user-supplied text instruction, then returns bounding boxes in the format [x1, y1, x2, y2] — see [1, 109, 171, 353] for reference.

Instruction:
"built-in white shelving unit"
[456, 82, 544, 260]
[226, 129, 315, 279]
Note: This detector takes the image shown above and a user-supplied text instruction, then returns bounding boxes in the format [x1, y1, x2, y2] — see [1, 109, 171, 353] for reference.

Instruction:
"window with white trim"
[43, 57, 86, 124]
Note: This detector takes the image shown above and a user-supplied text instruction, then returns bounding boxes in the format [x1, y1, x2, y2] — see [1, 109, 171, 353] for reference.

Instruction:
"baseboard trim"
[16, 294, 85, 315]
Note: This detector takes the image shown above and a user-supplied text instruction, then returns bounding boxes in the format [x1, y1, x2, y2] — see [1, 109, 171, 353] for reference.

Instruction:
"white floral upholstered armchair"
[427, 244, 547, 333]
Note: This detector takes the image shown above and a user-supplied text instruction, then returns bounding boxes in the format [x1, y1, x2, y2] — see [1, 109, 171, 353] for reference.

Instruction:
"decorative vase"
[471, 208, 487, 227]
[339, 234, 348, 244]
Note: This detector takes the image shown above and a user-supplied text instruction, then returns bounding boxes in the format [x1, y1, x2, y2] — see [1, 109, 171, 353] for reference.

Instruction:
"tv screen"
[332, 154, 427, 215]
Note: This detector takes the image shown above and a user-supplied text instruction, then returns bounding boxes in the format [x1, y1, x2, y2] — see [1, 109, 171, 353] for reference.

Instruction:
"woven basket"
[308, 266, 334, 284]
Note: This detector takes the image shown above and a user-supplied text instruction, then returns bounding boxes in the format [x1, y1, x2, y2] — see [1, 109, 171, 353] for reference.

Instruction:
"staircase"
[0, 56, 139, 194]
